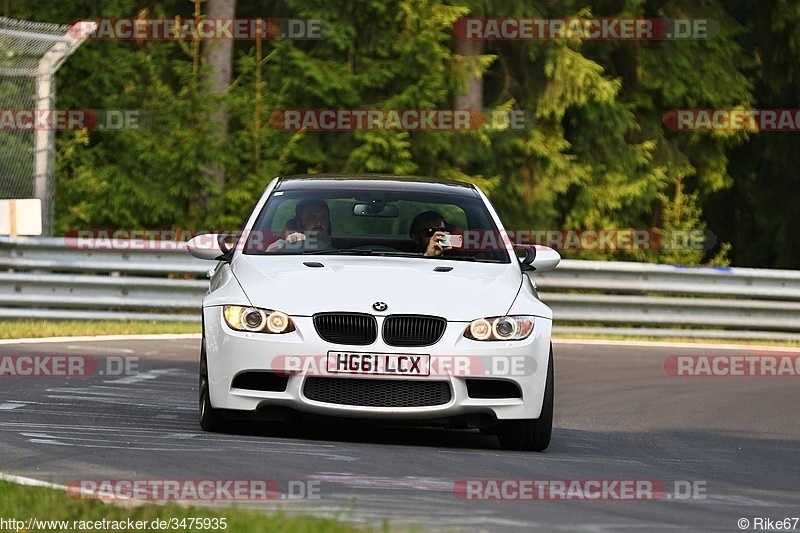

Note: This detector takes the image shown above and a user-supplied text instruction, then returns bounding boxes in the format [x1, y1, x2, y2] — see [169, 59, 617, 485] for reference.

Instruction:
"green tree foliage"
[5, 0, 798, 267]
[478, 0, 749, 263]
[54, 31, 223, 231]
[707, 0, 800, 268]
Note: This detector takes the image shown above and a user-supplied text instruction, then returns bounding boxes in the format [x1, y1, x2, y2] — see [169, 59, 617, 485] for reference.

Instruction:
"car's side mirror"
[187, 233, 232, 262]
[515, 244, 560, 272]
[516, 244, 536, 271]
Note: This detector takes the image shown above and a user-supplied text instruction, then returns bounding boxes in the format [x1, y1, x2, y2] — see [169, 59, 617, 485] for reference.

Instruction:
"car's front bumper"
[203, 307, 552, 422]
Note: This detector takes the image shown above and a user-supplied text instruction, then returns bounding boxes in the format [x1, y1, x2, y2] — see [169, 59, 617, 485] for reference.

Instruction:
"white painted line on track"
[67, 344, 135, 353]
[0, 472, 124, 502]
[0, 403, 23, 410]
[28, 438, 72, 446]
[20, 432, 59, 439]
[0, 472, 70, 490]
[104, 368, 179, 384]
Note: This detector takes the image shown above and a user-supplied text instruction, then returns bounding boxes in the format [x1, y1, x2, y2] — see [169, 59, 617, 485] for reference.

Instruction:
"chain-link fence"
[0, 17, 92, 235]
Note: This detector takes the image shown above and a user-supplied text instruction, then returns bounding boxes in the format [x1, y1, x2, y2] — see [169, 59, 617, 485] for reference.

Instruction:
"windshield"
[242, 187, 510, 263]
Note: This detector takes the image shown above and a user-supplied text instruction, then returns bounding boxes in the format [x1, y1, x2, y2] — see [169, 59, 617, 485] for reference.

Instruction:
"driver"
[267, 199, 331, 251]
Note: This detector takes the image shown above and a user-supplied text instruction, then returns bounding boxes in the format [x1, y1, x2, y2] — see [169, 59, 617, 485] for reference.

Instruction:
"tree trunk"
[204, 0, 236, 189]
[454, 39, 484, 111]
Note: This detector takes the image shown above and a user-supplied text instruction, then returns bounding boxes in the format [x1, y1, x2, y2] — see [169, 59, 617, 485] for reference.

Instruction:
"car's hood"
[231, 255, 525, 321]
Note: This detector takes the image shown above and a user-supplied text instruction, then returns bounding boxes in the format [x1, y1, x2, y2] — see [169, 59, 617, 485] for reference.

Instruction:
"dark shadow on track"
[219, 417, 505, 451]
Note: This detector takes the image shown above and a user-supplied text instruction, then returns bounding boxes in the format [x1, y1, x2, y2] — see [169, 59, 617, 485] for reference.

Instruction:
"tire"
[199, 340, 226, 432]
[498, 345, 554, 452]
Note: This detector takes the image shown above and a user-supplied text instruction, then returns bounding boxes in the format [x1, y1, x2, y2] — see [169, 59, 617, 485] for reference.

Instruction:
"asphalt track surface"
[0, 337, 798, 532]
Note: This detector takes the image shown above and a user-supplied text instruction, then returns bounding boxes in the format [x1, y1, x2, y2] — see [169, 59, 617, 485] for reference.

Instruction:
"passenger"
[409, 210, 453, 257]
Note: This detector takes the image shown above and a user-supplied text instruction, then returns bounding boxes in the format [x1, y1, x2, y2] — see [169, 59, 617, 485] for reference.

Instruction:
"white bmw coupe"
[187, 174, 560, 451]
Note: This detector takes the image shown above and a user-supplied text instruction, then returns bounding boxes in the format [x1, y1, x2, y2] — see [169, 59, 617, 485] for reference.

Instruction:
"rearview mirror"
[353, 203, 399, 218]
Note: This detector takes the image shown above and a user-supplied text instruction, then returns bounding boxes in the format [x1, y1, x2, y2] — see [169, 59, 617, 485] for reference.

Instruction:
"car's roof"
[275, 174, 479, 196]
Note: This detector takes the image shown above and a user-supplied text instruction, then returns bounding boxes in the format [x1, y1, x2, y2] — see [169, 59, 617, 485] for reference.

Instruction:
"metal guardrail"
[0, 237, 210, 275]
[2, 237, 800, 340]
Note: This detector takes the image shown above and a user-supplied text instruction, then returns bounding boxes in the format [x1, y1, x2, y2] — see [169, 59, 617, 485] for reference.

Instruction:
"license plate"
[327, 352, 430, 376]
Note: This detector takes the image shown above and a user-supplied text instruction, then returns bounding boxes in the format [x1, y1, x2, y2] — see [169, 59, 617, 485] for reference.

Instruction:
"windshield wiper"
[301, 248, 371, 255]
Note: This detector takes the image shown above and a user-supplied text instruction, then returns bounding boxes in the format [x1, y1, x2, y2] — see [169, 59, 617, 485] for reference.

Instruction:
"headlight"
[223, 305, 296, 334]
[464, 316, 534, 341]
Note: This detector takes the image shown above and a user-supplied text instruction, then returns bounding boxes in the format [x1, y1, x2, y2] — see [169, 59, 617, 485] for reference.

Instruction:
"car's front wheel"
[199, 341, 225, 432]
[497, 345, 554, 452]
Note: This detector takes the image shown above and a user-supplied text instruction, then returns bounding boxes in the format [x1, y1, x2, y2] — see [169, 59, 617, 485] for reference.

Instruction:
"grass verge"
[0, 480, 373, 533]
[0, 320, 200, 340]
